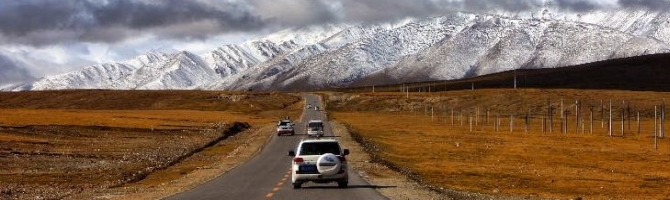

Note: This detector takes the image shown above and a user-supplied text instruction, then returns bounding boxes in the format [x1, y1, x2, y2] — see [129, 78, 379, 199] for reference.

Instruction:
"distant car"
[276, 119, 295, 136]
[288, 137, 349, 188]
[314, 106, 319, 111]
[306, 120, 324, 137]
[306, 104, 312, 109]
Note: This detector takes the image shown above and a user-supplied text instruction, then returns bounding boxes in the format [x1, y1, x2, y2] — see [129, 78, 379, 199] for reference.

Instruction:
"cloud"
[0, 53, 34, 84]
[618, 0, 670, 10]
[0, 0, 665, 47]
[248, 0, 625, 26]
[0, 0, 265, 46]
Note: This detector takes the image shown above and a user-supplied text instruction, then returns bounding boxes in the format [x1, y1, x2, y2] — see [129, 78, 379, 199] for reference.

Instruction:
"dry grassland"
[0, 90, 302, 199]
[327, 89, 670, 199]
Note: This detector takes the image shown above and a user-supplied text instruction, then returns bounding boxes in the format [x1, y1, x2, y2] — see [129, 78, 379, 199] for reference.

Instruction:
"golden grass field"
[0, 90, 302, 199]
[326, 89, 670, 199]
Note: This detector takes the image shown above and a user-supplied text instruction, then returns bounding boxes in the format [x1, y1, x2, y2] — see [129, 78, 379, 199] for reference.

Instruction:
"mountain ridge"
[5, 8, 670, 91]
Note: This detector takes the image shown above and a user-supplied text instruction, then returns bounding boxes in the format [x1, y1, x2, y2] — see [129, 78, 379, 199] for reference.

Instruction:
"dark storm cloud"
[555, 0, 600, 12]
[0, 0, 264, 46]
[0, 53, 34, 84]
[249, 0, 615, 26]
[0, 0, 665, 46]
[618, 0, 670, 10]
[460, 0, 540, 12]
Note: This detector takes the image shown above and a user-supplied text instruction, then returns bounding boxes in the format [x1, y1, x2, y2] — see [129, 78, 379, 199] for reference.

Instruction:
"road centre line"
[266, 169, 293, 198]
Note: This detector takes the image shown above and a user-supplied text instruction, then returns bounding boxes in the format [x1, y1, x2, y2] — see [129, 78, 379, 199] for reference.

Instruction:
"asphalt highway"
[166, 94, 388, 200]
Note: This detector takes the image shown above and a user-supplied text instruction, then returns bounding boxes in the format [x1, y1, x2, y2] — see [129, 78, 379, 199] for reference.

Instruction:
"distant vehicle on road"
[306, 120, 324, 137]
[288, 137, 349, 188]
[306, 104, 312, 109]
[276, 119, 295, 136]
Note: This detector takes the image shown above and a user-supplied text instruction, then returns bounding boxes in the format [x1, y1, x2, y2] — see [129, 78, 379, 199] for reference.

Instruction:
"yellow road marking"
[266, 193, 274, 198]
[273, 187, 280, 192]
[277, 182, 284, 186]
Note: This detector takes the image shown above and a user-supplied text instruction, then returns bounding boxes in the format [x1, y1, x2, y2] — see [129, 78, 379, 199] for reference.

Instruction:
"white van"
[306, 120, 324, 137]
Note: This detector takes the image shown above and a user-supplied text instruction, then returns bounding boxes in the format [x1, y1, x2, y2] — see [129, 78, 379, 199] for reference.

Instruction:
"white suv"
[288, 138, 349, 188]
[276, 119, 294, 136]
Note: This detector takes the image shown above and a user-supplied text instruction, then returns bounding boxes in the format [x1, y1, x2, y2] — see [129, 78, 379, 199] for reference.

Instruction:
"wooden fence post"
[621, 100, 625, 137]
[662, 101, 665, 138]
[510, 114, 514, 133]
[637, 111, 640, 134]
[451, 107, 454, 127]
[600, 99, 605, 128]
[469, 114, 473, 132]
[575, 100, 580, 134]
[609, 100, 612, 137]
[655, 105, 658, 137]
[590, 106, 594, 134]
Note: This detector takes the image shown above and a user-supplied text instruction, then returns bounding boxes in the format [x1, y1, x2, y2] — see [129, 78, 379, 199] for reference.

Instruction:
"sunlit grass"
[0, 90, 303, 199]
[329, 89, 670, 199]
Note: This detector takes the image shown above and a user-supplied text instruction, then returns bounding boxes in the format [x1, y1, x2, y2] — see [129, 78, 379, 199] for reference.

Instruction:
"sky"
[0, 0, 667, 84]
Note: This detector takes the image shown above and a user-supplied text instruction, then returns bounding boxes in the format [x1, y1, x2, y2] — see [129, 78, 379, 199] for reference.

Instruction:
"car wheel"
[293, 182, 302, 189]
[337, 181, 348, 188]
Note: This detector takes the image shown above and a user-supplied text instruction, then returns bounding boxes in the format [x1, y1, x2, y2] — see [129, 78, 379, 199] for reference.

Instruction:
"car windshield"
[299, 142, 341, 155]
[279, 121, 290, 126]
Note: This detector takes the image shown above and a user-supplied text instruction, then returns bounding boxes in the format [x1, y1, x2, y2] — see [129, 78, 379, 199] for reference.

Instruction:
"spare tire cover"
[316, 153, 341, 176]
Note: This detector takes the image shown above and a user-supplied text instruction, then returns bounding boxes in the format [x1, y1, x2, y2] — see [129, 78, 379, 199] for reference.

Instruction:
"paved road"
[166, 94, 388, 200]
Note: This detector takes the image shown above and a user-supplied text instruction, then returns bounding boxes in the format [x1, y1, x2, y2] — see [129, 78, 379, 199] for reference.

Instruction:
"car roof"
[279, 120, 291, 122]
[307, 120, 323, 123]
[300, 137, 339, 143]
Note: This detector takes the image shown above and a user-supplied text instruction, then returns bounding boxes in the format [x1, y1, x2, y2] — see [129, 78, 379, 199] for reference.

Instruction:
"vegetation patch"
[327, 89, 670, 199]
[0, 90, 302, 199]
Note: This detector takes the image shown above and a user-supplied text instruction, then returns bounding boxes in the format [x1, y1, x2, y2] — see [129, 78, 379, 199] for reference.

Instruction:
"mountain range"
[4, 7, 670, 91]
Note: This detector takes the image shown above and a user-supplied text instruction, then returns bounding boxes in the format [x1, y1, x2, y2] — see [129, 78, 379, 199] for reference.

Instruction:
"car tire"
[292, 182, 302, 189]
[337, 181, 348, 188]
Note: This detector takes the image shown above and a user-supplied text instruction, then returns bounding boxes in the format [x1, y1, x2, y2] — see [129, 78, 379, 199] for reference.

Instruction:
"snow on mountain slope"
[13, 8, 670, 92]
[22, 25, 346, 91]
[133, 51, 219, 89]
[215, 22, 402, 91]
[356, 16, 670, 85]
[243, 15, 476, 90]
[28, 52, 169, 90]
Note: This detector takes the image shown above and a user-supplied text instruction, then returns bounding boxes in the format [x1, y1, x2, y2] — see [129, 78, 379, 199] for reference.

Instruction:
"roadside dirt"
[0, 123, 244, 200]
[83, 124, 276, 200]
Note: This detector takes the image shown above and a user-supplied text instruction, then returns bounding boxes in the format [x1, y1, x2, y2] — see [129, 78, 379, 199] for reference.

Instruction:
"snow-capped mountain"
[9, 7, 670, 91]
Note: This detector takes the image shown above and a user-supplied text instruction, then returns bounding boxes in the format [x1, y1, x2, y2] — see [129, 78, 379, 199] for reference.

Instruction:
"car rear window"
[308, 122, 323, 127]
[299, 142, 341, 155]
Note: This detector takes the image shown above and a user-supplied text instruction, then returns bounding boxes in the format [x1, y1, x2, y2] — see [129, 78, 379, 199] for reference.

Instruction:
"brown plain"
[327, 89, 670, 199]
[0, 90, 302, 199]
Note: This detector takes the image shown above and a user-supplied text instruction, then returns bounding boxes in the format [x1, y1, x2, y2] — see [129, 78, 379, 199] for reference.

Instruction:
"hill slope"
[6, 8, 670, 92]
